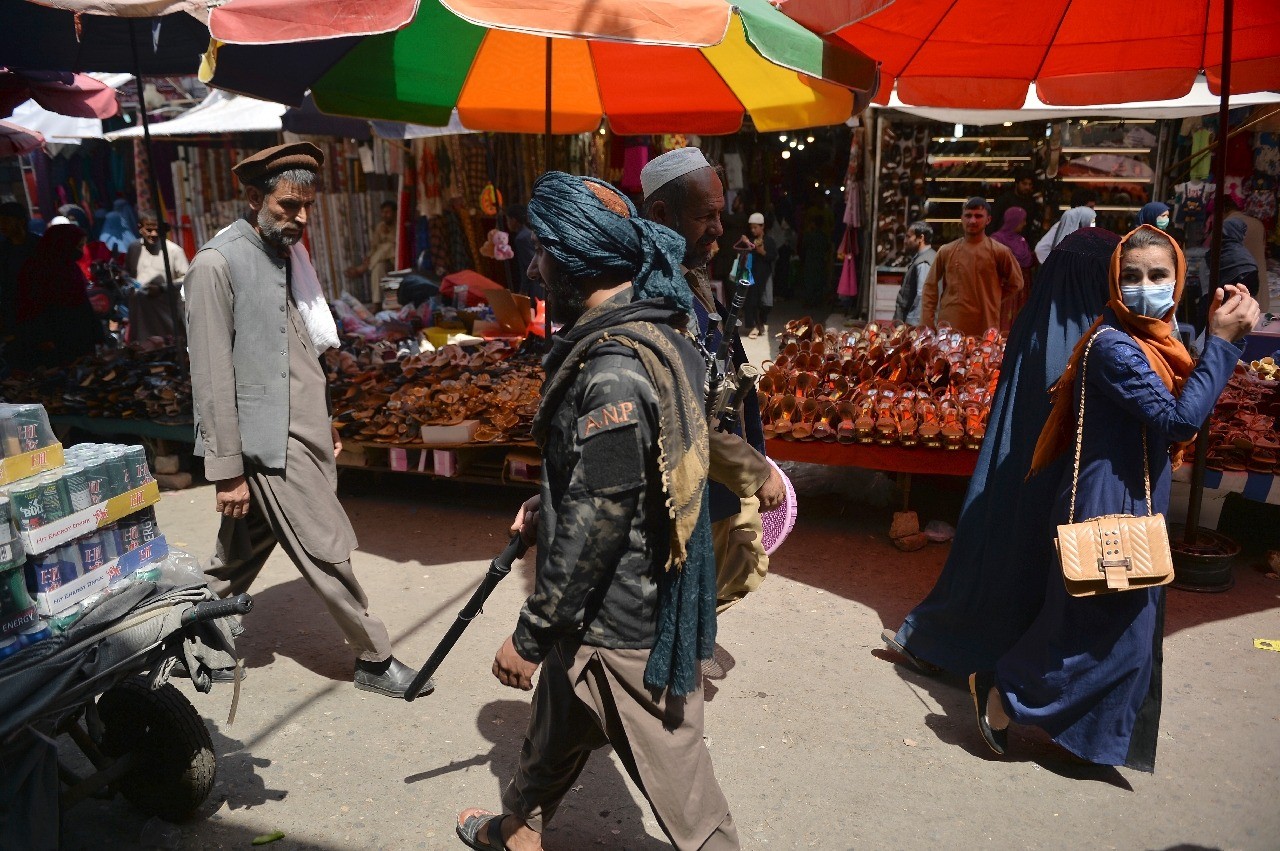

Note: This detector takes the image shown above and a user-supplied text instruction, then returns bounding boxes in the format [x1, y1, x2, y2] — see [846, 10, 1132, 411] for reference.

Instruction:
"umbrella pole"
[544, 37, 553, 172]
[128, 19, 183, 346]
[1178, 0, 1233, 555]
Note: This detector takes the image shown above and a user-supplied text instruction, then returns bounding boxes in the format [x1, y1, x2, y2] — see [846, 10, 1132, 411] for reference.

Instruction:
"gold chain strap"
[1068, 328, 1154, 523]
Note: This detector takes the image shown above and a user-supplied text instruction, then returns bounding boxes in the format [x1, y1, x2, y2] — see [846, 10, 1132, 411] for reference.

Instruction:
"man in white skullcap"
[641, 147, 784, 613]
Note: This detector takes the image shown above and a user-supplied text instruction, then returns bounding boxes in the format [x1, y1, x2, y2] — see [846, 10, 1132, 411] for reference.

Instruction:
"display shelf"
[1056, 204, 1143, 212]
[337, 440, 538, 488]
[931, 177, 1015, 182]
[1061, 147, 1151, 154]
[1058, 176, 1153, 184]
[927, 155, 1032, 162]
[931, 136, 1031, 143]
[766, 438, 977, 477]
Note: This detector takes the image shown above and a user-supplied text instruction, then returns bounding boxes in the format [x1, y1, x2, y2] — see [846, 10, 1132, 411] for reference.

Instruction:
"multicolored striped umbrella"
[203, 0, 879, 134]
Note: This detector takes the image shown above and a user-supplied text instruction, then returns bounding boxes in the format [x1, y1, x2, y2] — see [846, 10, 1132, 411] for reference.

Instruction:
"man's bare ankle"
[501, 816, 541, 851]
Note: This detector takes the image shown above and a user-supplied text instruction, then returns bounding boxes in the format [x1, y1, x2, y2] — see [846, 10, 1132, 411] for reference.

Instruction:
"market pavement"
[58, 470, 1279, 850]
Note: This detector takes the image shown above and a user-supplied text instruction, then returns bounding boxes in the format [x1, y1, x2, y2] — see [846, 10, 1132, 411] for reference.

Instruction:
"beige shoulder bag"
[1055, 328, 1175, 596]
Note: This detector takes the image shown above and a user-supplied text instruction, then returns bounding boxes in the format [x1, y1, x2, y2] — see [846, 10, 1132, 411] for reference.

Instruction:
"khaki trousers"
[203, 470, 392, 663]
[503, 644, 739, 851]
[713, 495, 769, 612]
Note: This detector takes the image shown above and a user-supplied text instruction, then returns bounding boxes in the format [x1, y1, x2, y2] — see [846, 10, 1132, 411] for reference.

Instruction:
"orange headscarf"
[1029, 225, 1196, 476]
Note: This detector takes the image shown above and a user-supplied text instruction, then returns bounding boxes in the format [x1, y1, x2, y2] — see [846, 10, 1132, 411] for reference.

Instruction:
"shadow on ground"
[60, 717, 297, 850]
[404, 699, 669, 850]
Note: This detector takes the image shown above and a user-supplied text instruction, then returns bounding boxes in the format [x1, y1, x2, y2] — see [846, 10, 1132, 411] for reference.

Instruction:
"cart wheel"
[96, 676, 216, 821]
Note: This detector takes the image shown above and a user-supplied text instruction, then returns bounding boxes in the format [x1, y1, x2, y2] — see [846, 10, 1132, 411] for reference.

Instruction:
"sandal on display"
[792, 399, 820, 441]
[836, 402, 858, 444]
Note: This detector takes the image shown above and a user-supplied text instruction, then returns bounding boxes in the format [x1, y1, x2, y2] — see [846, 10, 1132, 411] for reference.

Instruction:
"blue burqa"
[892, 228, 1120, 673]
[997, 315, 1237, 769]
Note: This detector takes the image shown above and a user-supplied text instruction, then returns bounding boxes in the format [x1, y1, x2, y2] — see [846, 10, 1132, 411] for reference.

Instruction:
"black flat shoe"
[354, 656, 434, 699]
[880, 629, 944, 676]
[969, 671, 1008, 755]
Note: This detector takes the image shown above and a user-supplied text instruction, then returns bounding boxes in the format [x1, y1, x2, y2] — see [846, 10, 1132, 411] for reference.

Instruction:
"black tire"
[96, 676, 216, 821]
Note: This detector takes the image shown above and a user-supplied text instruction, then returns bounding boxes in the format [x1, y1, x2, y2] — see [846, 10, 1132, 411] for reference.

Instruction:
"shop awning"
[876, 75, 1280, 125]
[105, 90, 285, 139]
[6, 74, 134, 143]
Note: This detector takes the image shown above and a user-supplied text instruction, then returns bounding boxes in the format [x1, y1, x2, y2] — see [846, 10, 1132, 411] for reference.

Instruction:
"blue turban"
[526, 171, 690, 313]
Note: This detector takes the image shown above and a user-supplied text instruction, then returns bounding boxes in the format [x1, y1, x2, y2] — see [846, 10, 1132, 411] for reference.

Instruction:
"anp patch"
[577, 400, 640, 441]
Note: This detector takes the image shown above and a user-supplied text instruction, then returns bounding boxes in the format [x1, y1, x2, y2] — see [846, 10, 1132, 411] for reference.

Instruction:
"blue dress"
[995, 318, 1239, 769]
[894, 229, 1119, 673]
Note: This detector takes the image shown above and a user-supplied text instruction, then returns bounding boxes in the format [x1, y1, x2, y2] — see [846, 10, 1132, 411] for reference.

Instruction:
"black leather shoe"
[354, 656, 434, 699]
[969, 671, 1008, 755]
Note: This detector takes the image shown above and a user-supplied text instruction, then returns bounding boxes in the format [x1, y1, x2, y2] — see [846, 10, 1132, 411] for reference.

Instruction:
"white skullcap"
[48, 215, 72, 226]
[641, 147, 713, 200]
[748, 213, 765, 225]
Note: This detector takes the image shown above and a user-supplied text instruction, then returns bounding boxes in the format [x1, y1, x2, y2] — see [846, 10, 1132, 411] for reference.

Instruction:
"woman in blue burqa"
[882, 227, 1123, 677]
[969, 225, 1256, 770]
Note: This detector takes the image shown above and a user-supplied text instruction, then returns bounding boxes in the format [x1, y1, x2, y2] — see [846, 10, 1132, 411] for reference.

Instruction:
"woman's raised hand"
[1208, 283, 1261, 343]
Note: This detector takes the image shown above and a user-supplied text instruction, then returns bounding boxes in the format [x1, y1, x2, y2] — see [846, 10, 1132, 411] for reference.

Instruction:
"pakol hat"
[232, 141, 324, 185]
[748, 212, 765, 225]
[640, 147, 713, 200]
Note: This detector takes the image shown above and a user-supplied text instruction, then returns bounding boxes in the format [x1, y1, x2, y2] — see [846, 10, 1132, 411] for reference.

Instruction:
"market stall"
[862, 82, 1280, 322]
[755, 318, 992, 501]
[1172, 360, 1280, 527]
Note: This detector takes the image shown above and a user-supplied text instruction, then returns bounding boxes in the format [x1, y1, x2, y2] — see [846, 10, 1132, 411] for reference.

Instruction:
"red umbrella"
[0, 69, 120, 120]
[783, 0, 1280, 107]
[0, 120, 46, 157]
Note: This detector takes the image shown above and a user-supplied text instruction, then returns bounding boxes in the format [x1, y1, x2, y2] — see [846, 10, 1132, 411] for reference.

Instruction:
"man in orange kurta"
[921, 198, 1024, 337]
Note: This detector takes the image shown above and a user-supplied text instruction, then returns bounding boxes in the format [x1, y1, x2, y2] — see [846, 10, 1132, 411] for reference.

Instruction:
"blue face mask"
[1120, 283, 1176, 319]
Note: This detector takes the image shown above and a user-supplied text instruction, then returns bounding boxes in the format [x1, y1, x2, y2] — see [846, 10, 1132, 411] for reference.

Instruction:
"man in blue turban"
[457, 172, 739, 851]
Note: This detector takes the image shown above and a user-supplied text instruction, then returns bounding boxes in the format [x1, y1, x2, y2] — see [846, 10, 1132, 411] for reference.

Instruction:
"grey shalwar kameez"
[185, 219, 391, 662]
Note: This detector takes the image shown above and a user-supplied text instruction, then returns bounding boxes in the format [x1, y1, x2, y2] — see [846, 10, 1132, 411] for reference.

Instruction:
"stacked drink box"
[0, 403, 57, 461]
[0, 403, 57, 646]
[0, 426, 167, 648]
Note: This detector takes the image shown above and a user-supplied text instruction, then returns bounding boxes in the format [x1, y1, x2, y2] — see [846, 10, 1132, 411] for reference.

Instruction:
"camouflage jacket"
[512, 340, 675, 662]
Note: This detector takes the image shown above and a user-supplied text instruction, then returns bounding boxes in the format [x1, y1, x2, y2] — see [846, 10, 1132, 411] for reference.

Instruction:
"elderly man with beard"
[184, 142, 427, 698]
[457, 172, 738, 851]
[640, 148, 784, 612]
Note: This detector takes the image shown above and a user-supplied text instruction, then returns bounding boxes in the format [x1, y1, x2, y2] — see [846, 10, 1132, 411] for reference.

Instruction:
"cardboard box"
[336, 445, 368, 467]
[503, 450, 542, 483]
[0, 443, 64, 486]
[33, 535, 169, 617]
[20, 480, 161, 556]
[432, 449, 474, 478]
[420, 421, 479, 446]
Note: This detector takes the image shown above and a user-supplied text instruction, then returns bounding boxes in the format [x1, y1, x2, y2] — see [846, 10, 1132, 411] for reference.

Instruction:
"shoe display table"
[337, 440, 539, 488]
[49, 415, 195, 443]
[766, 438, 978, 477]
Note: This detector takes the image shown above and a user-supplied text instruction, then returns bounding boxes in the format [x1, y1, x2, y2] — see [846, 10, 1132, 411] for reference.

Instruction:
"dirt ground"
[55, 302, 1280, 850]
[56, 471, 1279, 851]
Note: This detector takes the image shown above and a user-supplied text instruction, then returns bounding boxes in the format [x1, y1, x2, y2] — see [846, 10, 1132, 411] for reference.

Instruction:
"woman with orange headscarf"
[968, 225, 1258, 771]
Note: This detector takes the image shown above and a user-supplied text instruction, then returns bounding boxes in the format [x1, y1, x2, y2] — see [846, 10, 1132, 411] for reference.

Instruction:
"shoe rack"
[870, 116, 930, 321]
[1049, 118, 1170, 235]
[923, 126, 1037, 244]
